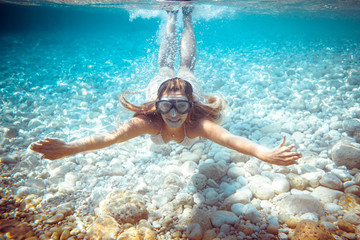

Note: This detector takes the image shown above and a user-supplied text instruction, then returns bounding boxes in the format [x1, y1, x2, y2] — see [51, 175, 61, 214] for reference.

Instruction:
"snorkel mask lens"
[156, 100, 192, 114]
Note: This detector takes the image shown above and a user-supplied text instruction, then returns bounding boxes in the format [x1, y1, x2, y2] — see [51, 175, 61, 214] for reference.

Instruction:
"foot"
[166, 8, 178, 25]
[157, 0, 181, 13]
[182, 5, 193, 18]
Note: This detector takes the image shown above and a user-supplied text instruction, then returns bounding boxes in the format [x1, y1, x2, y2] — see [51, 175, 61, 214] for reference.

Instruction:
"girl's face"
[159, 91, 190, 129]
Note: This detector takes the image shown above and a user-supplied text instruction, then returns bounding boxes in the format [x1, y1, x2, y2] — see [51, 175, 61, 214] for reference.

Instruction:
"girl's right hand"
[30, 138, 73, 160]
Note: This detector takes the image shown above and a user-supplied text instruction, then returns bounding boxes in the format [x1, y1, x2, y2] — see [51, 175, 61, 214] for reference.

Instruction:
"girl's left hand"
[264, 136, 301, 166]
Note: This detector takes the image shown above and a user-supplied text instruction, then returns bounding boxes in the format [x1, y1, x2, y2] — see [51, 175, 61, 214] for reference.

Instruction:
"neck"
[163, 123, 185, 138]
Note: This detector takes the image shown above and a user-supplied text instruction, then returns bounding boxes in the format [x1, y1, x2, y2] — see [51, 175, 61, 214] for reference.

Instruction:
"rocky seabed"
[2, 118, 360, 239]
[1, 34, 360, 239]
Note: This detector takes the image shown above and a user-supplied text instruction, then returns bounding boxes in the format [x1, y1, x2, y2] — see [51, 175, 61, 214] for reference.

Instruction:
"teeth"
[168, 119, 180, 123]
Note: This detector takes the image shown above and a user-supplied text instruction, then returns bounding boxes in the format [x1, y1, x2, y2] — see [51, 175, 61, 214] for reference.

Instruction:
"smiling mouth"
[167, 119, 181, 123]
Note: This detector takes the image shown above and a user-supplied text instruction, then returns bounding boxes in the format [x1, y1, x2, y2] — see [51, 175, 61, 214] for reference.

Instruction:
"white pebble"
[343, 212, 360, 225]
[248, 175, 274, 200]
[319, 173, 343, 190]
[244, 160, 262, 176]
[272, 177, 290, 194]
[50, 164, 72, 178]
[311, 186, 344, 204]
[180, 151, 201, 164]
[300, 212, 319, 222]
[331, 169, 352, 182]
[181, 161, 198, 176]
[276, 193, 325, 216]
[227, 166, 245, 178]
[278, 232, 289, 240]
[223, 187, 252, 206]
[301, 172, 322, 188]
[324, 203, 340, 214]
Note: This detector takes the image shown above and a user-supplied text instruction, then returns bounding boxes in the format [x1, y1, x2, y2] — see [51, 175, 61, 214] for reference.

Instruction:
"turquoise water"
[1, 2, 359, 143]
[1, 1, 360, 238]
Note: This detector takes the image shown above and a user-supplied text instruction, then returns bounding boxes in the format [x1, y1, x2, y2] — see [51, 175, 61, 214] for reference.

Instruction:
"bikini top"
[150, 128, 199, 147]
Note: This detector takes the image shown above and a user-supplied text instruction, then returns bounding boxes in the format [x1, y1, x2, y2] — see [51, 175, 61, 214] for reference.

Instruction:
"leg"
[158, 10, 178, 72]
[177, 6, 203, 102]
[179, 6, 196, 72]
[146, 10, 178, 101]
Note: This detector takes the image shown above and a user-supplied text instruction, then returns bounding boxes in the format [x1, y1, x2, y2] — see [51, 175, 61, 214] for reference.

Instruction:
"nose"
[170, 107, 177, 117]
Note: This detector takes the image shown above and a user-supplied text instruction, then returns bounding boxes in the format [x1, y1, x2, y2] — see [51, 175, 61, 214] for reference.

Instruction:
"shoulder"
[110, 115, 162, 143]
[186, 118, 220, 138]
[125, 115, 162, 136]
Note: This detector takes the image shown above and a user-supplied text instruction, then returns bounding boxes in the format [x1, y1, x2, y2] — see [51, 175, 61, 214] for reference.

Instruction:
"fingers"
[276, 144, 295, 153]
[279, 151, 301, 160]
[30, 142, 52, 155]
[30, 141, 47, 150]
[281, 161, 296, 166]
[281, 149, 300, 157]
[280, 136, 286, 147]
[41, 154, 54, 160]
[30, 138, 63, 150]
[276, 156, 299, 166]
[39, 152, 57, 161]
[271, 157, 295, 166]
[46, 155, 56, 161]
[271, 136, 302, 165]
[273, 151, 302, 166]
[286, 144, 295, 151]
[30, 138, 66, 161]
[285, 154, 301, 160]
[44, 138, 59, 142]
[30, 142, 50, 151]
[30, 143, 42, 152]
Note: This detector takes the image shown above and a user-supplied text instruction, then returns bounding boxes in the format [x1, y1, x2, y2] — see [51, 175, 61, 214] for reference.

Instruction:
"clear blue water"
[1, 2, 359, 142]
[1, 1, 360, 237]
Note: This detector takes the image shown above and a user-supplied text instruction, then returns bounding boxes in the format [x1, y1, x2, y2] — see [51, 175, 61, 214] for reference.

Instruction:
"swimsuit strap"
[150, 124, 198, 146]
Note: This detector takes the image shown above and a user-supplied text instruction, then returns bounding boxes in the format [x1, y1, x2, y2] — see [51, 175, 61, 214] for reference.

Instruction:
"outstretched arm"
[30, 116, 157, 160]
[196, 119, 301, 166]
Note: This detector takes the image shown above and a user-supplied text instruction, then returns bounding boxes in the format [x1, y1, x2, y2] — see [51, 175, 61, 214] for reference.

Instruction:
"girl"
[31, 7, 301, 166]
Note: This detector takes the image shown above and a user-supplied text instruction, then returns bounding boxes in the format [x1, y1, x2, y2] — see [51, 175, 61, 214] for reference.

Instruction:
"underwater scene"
[1, 0, 360, 239]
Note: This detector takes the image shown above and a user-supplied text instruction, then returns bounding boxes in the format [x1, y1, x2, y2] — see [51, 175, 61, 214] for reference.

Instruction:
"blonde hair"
[119, 78, 227, 127]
